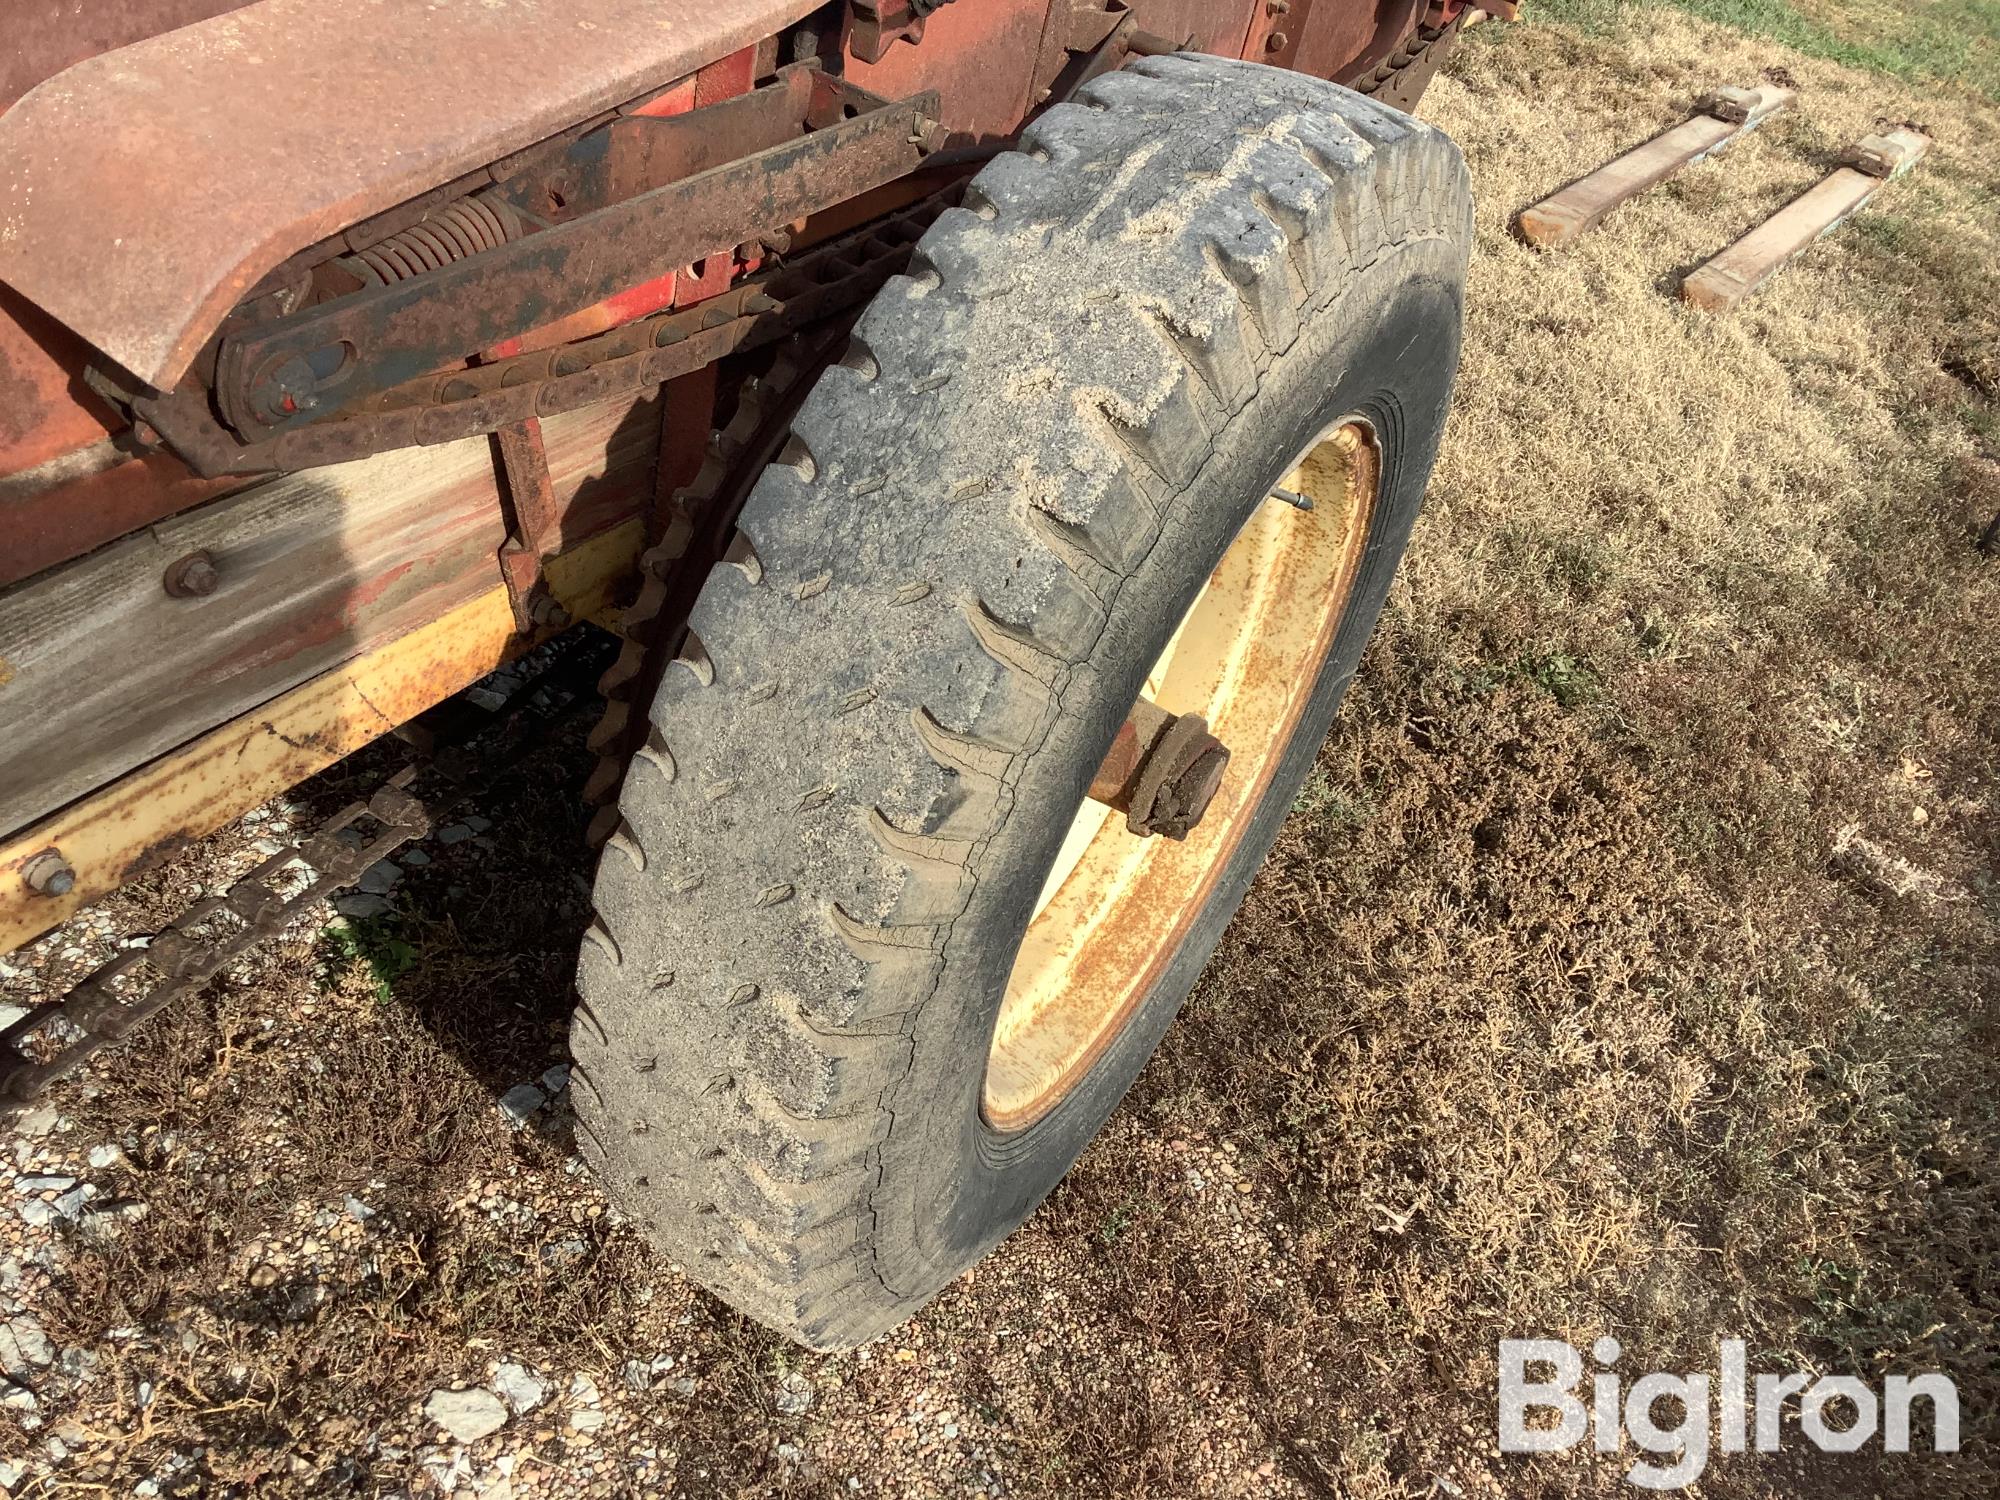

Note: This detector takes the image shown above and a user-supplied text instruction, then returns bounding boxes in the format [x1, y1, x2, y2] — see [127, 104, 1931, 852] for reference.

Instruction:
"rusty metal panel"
[1289, 0, 1425, 83]
[0, 0, 823, 391]
[1120, 0, 1259, 54]
[844, 0, 1048, 142]
[207, 76, 937, 437]
[0, 446, 243, 592]
[0, 286, 121, 479]
[1, 0, 257, 114]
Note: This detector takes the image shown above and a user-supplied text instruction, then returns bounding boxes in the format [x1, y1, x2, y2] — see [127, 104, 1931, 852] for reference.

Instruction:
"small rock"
[0, 1317, 53, 1376]
[17, 1201, 53, 1229]
[344, 1195, 375, 1220]
[15, 1176, 76, 1195]
[567, 1372, 605, 1433]
[52, 1185, 96, 1219]
[0, 1459, 23, 1488]
[423, 1386, 509, 1444]
[492, 1361, 548, 1415]
[774, 1371, 813, 1416]
[357, 861, 404, 895]
[400, 848, 432, 867]
[333, 893, 394, 920]
[0, 1004, 27, 1030]
[15, 1107, 60, 1139]
[497, 1084, 545, 1126]
[0, 1383, 37, 1414]
[437, 823, 477, 846]
[539, 1064, 571, 1095]
[463, 816, 494, 834]
[86, 1145, 123, 1170]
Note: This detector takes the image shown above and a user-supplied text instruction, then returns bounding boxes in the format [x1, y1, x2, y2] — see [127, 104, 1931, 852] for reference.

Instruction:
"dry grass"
[3, 7, 1997, 1497]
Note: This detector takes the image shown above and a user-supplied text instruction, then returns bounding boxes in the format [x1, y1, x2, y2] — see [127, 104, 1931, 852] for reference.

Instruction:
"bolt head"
[1266, 30, 1290, 51]
[163, 549, 220, 598]
[22, 850, 75, 898]
[248, 354, 321, 426]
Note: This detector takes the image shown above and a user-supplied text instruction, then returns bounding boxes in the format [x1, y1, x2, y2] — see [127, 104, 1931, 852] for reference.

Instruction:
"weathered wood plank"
[1516, 86, 1793, 249]
[1680, 128, 1930, 313]
[0, 392, 654, 836]
[0, 520, 641, 955]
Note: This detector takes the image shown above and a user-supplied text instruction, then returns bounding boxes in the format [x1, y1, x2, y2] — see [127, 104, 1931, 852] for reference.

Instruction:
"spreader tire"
[571, 54, 1471, 1349]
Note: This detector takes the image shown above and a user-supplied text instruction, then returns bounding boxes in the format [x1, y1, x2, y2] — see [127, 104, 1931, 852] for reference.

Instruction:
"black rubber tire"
[570, 54, 1472, 1349]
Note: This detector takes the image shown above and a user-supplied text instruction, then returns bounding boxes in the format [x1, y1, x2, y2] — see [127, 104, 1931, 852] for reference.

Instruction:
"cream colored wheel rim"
[981, 420, 1383, 1131]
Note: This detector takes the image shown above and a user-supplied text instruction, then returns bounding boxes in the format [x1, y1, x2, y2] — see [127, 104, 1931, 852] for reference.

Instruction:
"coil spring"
[341, 194, 521, 286]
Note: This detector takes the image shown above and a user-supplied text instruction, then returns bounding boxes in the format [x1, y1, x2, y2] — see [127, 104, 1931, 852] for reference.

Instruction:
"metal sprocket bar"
[0, 650, 605, 1114]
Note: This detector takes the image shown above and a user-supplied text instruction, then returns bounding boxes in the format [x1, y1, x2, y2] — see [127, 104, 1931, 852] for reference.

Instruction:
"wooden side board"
[0, 519, 639, 955]
[0, 393, 656, 836]
[1516, 85, 1794, 249]
[1681, 127, 1930, 312]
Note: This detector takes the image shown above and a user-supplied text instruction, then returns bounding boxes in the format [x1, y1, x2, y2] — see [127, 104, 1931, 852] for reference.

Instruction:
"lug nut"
[1087, 697, 1232, 840]
[1266, 30, 1290, 51]
[22, 849, 76, 899]
[163, 548, 220, 598]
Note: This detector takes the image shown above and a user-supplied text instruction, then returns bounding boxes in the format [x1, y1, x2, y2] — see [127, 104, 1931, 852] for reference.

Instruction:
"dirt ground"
[2, 6, 1996, 1497]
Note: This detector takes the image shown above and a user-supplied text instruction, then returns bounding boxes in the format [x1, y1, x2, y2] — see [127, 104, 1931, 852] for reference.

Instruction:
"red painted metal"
[844, 0, 1049, 141]
[0, 0, 1467, 594]
[0, 0, 824, 392]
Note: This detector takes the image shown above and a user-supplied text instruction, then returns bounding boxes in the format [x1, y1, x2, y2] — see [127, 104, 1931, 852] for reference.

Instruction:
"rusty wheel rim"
[982, 420, 1383, 1132]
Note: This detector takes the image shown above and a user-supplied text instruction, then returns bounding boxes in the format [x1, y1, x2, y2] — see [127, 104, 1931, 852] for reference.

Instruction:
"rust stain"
[121, 830, 196, 883]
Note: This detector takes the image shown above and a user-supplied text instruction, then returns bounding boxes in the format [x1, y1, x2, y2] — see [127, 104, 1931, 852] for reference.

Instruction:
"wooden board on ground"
[0, 394, 655, 837]
[1681, 127, 1930, 312]
[1516, 85, 1793, 248]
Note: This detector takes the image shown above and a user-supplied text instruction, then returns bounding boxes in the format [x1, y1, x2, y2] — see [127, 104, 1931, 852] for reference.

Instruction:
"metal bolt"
[1087, 699, 1232, 841]
[1269, 486, 1314, 512]
[529, 595, 572, 630]
[163, 549, 220, 598]
[1267, 0, 1292, 13]
[1266, 30, 1290, 51]
[247, 354, 321, 426]
[22, 850, 75, 899]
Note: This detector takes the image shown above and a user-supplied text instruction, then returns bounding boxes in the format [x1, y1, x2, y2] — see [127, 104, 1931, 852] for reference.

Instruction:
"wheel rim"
[981, 419, 1384, 1131]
